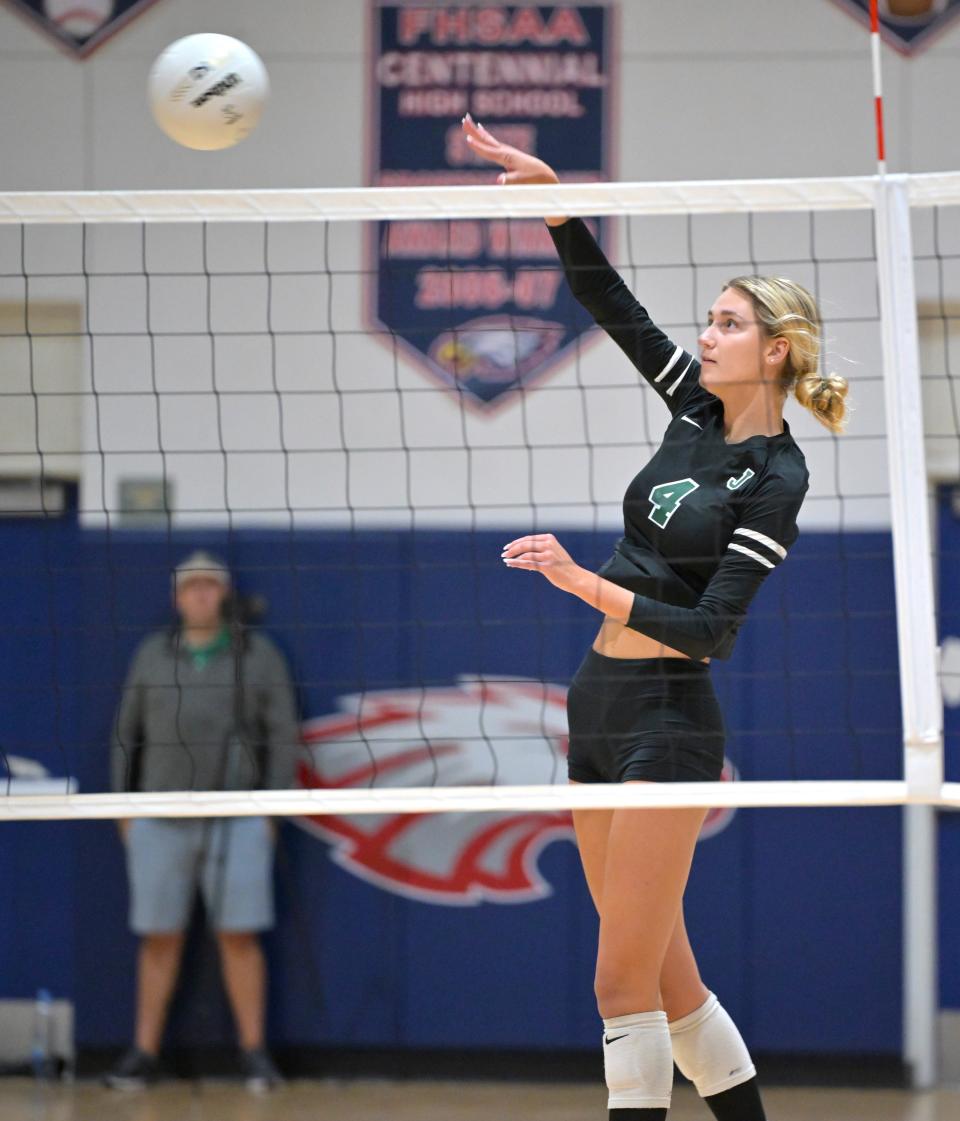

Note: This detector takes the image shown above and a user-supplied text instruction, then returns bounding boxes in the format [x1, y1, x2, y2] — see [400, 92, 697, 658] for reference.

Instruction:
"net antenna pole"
[870, 0, 886, 177]
[869, 0, 943, 1090]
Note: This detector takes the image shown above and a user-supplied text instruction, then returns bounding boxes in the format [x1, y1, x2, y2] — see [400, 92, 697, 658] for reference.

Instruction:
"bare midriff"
[592, 616, 709, 663]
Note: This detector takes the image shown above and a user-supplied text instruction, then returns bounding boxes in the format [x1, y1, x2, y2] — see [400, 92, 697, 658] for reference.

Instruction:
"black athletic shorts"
[566, 648, 726, 784]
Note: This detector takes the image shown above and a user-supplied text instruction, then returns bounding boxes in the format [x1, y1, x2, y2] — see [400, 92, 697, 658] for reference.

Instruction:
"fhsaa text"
[396, 6, 591, 46]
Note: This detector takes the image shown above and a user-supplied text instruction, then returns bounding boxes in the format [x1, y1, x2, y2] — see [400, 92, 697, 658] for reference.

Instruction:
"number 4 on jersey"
[648, 478, 699, 528]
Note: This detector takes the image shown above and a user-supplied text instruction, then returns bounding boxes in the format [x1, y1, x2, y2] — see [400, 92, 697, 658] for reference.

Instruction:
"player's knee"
[594, 961, 658, 1017]
[669, 992, 756, 1097]
[141, 931, 184, 953]
[602, 1010, 673, 1110]
[217, 930, 259, 951]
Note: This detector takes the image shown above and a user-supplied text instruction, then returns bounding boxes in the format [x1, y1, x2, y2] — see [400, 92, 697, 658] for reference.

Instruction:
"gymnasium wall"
[3, 0, 960, 191]
[0, 0, 958, 530]
[0, 210, 902, 534]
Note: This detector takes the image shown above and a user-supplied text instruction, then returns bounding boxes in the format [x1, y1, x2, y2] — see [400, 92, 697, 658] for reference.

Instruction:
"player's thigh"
[596, 796, 707, 981]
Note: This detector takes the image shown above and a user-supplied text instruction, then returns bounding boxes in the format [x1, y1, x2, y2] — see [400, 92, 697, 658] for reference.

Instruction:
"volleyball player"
[462, 114, 848, 1121]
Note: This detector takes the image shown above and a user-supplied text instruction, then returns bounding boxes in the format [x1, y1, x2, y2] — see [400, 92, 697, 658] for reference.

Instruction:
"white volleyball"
[148, 33, 269, 151]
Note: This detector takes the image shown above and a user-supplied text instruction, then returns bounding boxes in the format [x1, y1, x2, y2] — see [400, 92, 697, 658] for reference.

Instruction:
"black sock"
[608, 1110, 667, 1120]
[703, 1076, 766, 1121]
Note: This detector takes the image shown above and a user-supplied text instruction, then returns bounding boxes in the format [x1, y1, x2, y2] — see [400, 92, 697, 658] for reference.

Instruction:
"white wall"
[1, 0, 958, 531]
[4, 0, 960, 190]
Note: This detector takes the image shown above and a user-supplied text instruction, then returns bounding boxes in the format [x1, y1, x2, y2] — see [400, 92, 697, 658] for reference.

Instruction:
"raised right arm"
[548, 218, 700, 415]
[461, 115, 700, 416]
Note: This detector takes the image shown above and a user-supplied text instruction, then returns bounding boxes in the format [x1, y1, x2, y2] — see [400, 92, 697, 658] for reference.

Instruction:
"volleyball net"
[0, 173, 955, 822]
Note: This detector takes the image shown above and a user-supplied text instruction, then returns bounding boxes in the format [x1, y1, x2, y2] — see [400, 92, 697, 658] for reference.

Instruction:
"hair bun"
[795, 371, 849, 433]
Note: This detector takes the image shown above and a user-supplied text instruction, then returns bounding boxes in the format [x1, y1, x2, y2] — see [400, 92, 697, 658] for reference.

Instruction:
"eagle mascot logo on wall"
[297, 679, 737, 906]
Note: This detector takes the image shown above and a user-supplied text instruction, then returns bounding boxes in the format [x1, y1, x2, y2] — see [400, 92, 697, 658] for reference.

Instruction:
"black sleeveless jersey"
[549, 219, 809, 661]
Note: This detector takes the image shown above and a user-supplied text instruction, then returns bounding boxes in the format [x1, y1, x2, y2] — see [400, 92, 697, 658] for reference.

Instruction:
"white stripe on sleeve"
[653, 345, 683, 383]
[734, 527, 787, 559]
[727, 542, 775, 569]
[666, 356, 695, 397]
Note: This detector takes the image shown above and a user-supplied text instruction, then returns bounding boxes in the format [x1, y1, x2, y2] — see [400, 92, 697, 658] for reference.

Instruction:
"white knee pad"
[668, 992, 756, 1097]
[602, 1010, 673, 1111]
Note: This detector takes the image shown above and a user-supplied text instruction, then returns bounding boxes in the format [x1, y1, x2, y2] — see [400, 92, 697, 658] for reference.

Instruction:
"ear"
[766, 336, 789, 364]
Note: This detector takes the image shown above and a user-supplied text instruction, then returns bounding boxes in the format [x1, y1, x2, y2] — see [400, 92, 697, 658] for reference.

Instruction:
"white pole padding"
[874, 175, 944, 795]
[904, 803, 939, 1090]
[874, 175, 944, 1092]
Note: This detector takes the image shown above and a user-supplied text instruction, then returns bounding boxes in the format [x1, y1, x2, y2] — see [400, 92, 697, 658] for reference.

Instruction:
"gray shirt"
[111, 628, 300, 793]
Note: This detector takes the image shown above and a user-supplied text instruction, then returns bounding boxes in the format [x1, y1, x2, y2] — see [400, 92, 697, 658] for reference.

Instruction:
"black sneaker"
[240, 1048, 283, 1094]
[102, 1047, 160, 1090]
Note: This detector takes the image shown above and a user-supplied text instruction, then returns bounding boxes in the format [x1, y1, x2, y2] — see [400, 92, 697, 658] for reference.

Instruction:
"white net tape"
[2, 781, 960, 822]
[0, 171, 958, 225]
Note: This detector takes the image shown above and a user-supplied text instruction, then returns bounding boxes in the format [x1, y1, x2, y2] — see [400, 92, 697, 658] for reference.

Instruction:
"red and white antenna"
[870, 0, 887, 175]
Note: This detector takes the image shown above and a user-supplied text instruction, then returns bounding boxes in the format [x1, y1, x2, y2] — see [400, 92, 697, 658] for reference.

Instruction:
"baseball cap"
[173, 550, 231, 589]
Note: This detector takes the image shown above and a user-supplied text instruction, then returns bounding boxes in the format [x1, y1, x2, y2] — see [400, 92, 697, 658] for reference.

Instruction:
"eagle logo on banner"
[829, 0, 960, 53]
[296, 679, 736, 906]
[1, 0, 164, 58]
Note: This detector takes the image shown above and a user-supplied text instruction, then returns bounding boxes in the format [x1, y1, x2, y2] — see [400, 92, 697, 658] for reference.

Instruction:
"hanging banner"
[1, 0, 164, 58]
[368, 2, 615, 411]
[828, 0, 960, 54]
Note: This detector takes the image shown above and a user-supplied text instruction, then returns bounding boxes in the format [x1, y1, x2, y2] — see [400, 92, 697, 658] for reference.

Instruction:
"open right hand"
[461, 115, 567, 226]
[461, 114, 560, 187]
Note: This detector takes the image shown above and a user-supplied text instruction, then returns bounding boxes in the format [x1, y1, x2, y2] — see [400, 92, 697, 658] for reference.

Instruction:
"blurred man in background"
[105, 551, 300, 1093]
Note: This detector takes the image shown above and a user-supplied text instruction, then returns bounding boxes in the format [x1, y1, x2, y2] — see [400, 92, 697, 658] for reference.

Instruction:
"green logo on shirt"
[726, 468, 755, 491]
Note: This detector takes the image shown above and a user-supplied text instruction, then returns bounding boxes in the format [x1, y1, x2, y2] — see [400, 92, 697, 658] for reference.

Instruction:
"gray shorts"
[126, 817, 275, 935]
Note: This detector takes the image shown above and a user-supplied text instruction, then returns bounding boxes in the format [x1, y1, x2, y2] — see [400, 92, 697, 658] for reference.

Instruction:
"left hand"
[501, 533, 582, 594]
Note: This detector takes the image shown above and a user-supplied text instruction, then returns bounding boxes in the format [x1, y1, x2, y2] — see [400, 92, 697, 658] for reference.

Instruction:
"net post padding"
[874, 177, 944, 795]
[0, 171, 959, 224]
[872, 177, 944, 1091]
[4, 781, 960, 823]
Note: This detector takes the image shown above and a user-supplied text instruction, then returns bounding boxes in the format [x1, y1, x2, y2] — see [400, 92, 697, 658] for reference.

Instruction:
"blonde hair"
[724, 276, 849, 434]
